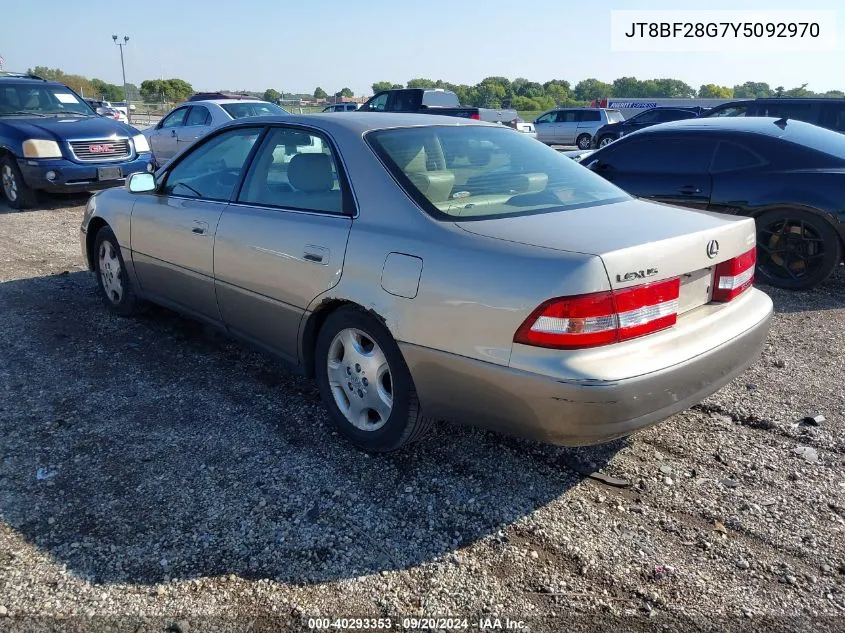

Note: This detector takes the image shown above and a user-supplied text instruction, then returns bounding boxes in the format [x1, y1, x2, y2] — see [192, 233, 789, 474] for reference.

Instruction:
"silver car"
[80, 114, 772, 452]
[535, 107, 624, 149]
[143, 99, 289, 165]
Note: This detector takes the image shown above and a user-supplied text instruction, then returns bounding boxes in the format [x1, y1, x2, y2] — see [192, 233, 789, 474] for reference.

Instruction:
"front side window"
[238, 127, 346, 214]
[160, 107, 188, 128]
[363, 93, 388, 112]
[535, 112, 556, 124]
[556, 110, 580, 123]
[367, 125, 628, 220]
[162, 127, 262, 200]
[599, 136, 718, 173]
[706, 105, 748, 118]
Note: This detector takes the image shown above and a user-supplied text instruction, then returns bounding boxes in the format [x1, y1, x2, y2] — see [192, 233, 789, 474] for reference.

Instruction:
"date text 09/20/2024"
[307, 617, 527, 630]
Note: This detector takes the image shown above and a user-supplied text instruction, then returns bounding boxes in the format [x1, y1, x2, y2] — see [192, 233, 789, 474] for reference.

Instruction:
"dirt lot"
[1, 194, 844, 632]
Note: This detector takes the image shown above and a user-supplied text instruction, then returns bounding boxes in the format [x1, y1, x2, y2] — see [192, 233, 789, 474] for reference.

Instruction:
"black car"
[0, 72, 153, 208]
[701, 98, 845, 134]
[580, 117, 845, 290]
[591, 107, 700, 149]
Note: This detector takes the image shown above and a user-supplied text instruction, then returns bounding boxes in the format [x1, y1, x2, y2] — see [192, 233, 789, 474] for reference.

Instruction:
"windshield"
[221, 101, 289, 119]
[0, 83, 94, 117]
[367, 125, 629, 221]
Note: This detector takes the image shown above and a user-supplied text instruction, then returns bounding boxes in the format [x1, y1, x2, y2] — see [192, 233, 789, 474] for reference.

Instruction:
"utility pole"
[112, 35, 130, 122]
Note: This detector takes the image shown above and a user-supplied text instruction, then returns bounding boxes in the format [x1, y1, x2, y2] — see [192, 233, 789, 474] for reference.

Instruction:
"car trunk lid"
[455, 198, 757, 313]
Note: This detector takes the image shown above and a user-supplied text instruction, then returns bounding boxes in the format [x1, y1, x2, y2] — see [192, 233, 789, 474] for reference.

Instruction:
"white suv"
[534, 108, 624, 149]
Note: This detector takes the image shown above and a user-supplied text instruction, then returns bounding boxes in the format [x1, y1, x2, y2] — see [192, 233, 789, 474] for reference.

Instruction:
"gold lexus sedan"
[80, 114, 773, 452]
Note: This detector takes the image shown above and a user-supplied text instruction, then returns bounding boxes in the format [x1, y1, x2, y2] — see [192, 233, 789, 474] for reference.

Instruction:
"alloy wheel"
[757, 218, 827, 283]
[326, 328, 393, 431]
[98, 240, 124, 304]
[1, 164, 18, 202]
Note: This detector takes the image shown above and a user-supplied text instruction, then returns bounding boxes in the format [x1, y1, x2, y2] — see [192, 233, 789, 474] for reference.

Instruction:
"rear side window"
[820, 104, 845, 132]
[238, 127, 346, 214]
[556, 110, 580, 123]
[606, 110, 624, 123]
[754, 102, 815, 123]
[421, 91, 460, 107]
[601, 137, 718, 173]
[661, 110, 697, 122]
[711, 142, 763, 172]
[580, 110, 601, 122]
[185, 106, 211, 126]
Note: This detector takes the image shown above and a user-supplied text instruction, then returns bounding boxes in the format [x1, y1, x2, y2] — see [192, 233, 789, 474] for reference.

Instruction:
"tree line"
[27, 67, 137, 102]
[26, 67, 845, 110]
[361, 77, 845, 109]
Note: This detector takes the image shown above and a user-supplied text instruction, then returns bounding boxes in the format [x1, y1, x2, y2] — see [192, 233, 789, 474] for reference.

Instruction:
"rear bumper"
[17, 154, 153, 193]
[401, 288, 773, 446]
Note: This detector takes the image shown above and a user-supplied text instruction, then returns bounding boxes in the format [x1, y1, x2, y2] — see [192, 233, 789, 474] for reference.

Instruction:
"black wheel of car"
[0, 155, 38, 209]
[576, 134, 592, 150]
[315, 306, 434, 452]
[598, 135, 615, 148]
[755, 209, 842, 290]
[93, 225, 143, 316]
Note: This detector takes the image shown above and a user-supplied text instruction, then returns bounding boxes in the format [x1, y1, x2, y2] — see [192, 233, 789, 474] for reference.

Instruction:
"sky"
[3, 0, 844, 96]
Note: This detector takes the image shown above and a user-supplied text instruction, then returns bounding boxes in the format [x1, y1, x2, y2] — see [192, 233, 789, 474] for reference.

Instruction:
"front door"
[175, 105, 213, 154]
[130, 125, 264, 321]
[591, 136, 717, 210]
[533, 110, 559, 143]
[214, 125, 353, 362]
[148, 106, 189, 163]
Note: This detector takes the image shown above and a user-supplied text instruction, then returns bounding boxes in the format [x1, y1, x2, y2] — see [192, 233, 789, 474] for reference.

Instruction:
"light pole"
[112, 35, 130, 122]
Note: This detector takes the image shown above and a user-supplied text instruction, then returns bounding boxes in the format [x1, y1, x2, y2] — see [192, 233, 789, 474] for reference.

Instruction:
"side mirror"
[126, 172, 156, 193]
[584, 159, 600, 170]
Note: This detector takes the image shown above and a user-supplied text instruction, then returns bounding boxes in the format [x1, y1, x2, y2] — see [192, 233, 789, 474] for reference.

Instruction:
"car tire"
[93, 225, 143, 316]
[598, 136, 615, 148]
[1, 155, 38, 209]
[314, 306, 435, 452]
[755, 208, 842, 290]
[576, 134, 592, 150]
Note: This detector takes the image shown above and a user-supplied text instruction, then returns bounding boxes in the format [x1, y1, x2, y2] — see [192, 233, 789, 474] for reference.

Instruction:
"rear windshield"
[780, 120, 845, 160]
[221, 101, 289, 119]
[366, 125, 628, 221]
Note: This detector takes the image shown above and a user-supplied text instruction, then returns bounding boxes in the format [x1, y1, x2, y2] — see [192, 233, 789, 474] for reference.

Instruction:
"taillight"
[470, 113, 480, 120]
[712, 247, 756, 302]
[514, 278, 680, 350]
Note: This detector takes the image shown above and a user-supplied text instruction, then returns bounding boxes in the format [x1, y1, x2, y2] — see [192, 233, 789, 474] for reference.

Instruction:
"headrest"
[288, 153, 334, 192]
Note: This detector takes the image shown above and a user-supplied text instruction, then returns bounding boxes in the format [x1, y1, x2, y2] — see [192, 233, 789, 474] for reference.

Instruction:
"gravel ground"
[1, 195, 844, 632]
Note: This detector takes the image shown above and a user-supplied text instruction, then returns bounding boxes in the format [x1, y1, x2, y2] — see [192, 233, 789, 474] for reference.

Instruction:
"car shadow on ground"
[0, 192, 91, 214]
[759, 265, 845, 314]
[0, 271, 626, 586]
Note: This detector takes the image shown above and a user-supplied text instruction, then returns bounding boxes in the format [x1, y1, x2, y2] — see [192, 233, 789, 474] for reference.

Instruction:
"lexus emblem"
[706, 240, 720, 259]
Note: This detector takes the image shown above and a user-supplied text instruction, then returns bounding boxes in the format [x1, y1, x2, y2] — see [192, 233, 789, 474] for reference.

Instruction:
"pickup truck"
[357, 88, 519, 126]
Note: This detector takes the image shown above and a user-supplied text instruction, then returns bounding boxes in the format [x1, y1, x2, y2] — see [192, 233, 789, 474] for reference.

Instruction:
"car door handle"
[680, 185, 701, 194]
[303, 245, 329, 264]
[171, 130, 177, 137]
[191, 221, 209, 235]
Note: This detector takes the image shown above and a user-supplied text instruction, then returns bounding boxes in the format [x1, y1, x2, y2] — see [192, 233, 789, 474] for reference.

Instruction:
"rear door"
[576, 109, 602, 136]
[214, 125, 354, 362]
[590, 135, 717, 209]
[176, 105, 213, 152]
